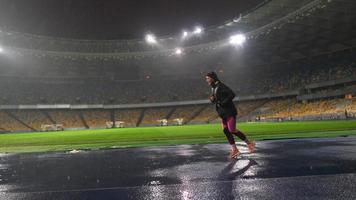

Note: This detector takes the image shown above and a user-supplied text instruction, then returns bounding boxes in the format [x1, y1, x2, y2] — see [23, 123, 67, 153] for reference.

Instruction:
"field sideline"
[1, 120, 356, 153]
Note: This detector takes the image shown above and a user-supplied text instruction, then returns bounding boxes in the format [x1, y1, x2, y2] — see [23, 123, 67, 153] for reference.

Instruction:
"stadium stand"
[11, 110, 52, 131]
[115, 109, 142, 127]
[190, 105, 218, 124]
[47, 110, 85, 129]
[168, 105, 205, 125]
[0, 59, 354, 105]
[0, 111, 32, 132]
[81, 110, 111, 129]
[249, 98, 356, 121]
[140, 107, 172, 126]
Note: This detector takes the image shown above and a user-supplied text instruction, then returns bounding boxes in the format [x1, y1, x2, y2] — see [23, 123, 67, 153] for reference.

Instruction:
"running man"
[205, 71, 255, 159]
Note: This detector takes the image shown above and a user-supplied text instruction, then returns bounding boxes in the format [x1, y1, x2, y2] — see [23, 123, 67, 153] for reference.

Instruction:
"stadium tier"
[0, 55, 354, 105]
[1, 97, 355, 132]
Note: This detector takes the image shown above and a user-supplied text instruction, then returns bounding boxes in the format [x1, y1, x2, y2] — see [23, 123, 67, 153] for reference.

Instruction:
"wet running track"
[0, 137, 356, 199]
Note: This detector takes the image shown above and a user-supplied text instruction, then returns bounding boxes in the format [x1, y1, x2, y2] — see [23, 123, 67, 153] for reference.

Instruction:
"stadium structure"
[0, 0, 355, 133]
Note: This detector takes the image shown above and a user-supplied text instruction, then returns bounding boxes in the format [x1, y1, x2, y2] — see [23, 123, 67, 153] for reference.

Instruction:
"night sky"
[0, 0, 263, 40]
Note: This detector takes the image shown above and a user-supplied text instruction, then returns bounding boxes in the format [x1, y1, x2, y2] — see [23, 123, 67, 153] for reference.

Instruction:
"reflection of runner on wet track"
[205, 71, 255, 159]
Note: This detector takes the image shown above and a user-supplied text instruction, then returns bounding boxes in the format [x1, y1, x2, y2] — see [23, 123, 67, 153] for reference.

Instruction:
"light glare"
[145, 34, 157, 44]
[229, 34, 246, 45]
[182, 31, 188, 38]
[175, 48, 182, 55]
[193, 27, 202, 34]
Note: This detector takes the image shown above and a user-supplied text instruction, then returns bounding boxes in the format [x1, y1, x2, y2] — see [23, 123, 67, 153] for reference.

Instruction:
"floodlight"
[175, 48, 183, 55]
[229, 34, 246, 46]
[145, 34, 157, 44]
[182, 31, 188, 38]
[193, 26, 203, 34]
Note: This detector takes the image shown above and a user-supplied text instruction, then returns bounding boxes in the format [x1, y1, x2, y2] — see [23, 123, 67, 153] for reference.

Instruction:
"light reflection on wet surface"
[0, 137, 355, 199]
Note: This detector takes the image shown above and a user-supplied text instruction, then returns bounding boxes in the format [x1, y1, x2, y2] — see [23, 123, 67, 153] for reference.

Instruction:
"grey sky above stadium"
[0, 0, 263, 40]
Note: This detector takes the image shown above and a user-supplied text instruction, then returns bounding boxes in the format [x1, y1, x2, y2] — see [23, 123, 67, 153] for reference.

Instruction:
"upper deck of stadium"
[0, 0, 353, 60]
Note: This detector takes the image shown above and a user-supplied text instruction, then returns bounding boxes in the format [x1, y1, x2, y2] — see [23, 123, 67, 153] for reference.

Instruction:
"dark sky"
[0, 0, 263, 40]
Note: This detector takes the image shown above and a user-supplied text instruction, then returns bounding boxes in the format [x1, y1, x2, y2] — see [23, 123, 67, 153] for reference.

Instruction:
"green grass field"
[1, 120, 356, 153]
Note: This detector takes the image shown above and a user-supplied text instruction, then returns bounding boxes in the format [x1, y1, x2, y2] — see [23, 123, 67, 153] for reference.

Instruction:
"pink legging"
[221, 116, 247, 144]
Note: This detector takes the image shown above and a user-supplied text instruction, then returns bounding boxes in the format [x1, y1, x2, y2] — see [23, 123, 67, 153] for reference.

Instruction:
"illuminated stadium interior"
[0, 0, 355, 132]
[1, 1, 356, 200]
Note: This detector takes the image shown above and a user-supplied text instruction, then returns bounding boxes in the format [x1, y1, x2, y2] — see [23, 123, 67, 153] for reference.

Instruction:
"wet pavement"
[0, 137, 356, 199]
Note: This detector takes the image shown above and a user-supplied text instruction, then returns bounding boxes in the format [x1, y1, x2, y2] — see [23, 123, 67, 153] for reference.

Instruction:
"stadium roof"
[245, 0, 355, 65]
[0, 0, 354, 66]
[0, 0, 263, 40]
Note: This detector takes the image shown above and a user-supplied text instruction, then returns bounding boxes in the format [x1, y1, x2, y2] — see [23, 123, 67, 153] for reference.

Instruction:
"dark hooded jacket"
[210, 81, 237, 118]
